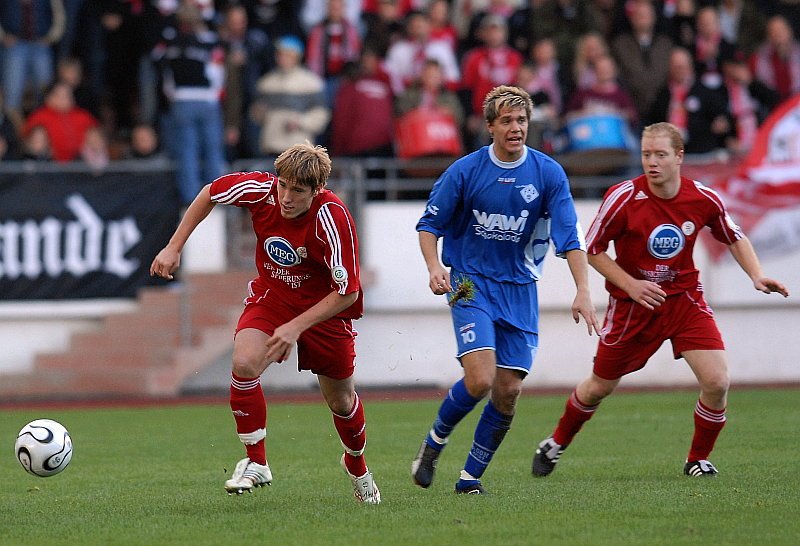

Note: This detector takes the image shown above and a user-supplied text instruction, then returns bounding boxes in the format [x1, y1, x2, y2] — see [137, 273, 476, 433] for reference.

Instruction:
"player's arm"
[588, 251, 667, 310]
[564, 249, 600, 335]
[419, 230, 452, 295]
[727, 237, 789, 297]
[264, 290, 359, 363]
[150, 184, 216, 280]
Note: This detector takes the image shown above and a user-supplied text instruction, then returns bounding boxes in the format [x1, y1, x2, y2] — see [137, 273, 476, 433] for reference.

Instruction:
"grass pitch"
[1, 388, 798, 545]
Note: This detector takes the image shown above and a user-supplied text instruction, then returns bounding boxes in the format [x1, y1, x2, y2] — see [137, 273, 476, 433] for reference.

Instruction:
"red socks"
[229, 374, 267, 465]
[552, 390, 600, 447]
[688, 399, 726, 461]
[332, 393, 368, 477]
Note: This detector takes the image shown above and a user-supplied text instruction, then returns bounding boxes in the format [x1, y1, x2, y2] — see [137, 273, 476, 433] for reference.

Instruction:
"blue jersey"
[416, 145, 585, 284]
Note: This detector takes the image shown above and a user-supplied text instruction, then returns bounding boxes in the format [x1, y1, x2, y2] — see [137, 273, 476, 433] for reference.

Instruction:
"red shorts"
[236, 301, 357, 380]
[593, 289, 724, 380]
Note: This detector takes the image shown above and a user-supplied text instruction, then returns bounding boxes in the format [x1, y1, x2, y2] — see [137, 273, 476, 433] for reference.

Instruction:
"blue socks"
[425, 378, 481, 451]
[460, 400, 513, 484]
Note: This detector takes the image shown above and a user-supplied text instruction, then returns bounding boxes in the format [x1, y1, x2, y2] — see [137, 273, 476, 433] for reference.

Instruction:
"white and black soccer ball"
[15, 419, 73, 477]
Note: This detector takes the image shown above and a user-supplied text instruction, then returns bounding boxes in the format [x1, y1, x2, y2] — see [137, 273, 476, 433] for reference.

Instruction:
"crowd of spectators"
[0, 0, 799, 195]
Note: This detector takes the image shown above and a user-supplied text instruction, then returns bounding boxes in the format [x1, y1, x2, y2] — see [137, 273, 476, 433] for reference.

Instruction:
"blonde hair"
[642, 122, 684, 153]
[274, 142, 332, 191]
[482, 85, 533, 124]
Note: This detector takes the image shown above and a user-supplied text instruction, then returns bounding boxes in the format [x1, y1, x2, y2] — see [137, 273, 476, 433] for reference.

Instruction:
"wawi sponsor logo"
[472, 209, 529, 242]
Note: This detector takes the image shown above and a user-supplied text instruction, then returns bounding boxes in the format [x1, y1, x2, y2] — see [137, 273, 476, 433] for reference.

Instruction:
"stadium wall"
[1, 200, 797, 393]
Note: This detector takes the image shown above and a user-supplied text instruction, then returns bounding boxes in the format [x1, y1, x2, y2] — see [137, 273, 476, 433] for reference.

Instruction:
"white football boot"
[340, 455, 381, 504]
[224, 457, 272, 495]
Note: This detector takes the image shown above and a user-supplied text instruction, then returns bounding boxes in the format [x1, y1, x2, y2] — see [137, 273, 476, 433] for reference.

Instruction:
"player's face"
[641, 135, 683, 189]
[277, 178, 317, 219]
[487, 106, 528, 162]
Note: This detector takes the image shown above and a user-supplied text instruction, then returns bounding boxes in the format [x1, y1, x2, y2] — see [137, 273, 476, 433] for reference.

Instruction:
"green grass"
[1, 388, 798, 545]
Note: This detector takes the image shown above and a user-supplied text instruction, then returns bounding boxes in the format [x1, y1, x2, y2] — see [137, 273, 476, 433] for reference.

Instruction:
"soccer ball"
[15, 419, 73, 477]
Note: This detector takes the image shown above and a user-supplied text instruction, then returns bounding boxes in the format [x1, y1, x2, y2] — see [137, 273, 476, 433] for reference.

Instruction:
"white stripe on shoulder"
[213, 178, 274, 204]
[586, 180, 634, 245]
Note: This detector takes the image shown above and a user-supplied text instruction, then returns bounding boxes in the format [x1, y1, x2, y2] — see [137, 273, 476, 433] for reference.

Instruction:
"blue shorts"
[448, 272, 539, 374]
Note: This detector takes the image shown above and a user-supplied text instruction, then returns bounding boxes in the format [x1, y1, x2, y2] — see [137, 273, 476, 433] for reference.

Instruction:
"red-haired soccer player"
[533, 122, 789, 478]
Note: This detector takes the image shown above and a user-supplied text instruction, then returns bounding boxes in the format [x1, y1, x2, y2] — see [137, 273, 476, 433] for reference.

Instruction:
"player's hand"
[264, 323, 301, 364]
[150, 247, 180, 280]
[755, 277, 789, 297]
[571, 290, 600, 336]
[627, 280, 667, 310]
[428, 266, 452, 295]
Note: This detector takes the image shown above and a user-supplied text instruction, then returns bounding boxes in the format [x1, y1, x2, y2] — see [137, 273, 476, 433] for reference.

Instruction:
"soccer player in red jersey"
[532, 122, 789, 478]
[150, 143, 380, 503]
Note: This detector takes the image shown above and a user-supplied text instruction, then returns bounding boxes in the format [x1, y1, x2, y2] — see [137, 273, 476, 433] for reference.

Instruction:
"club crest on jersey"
[515, 184, 539, 203]
[331, 265, 348, 283]
[647, 224, 685, 259]
[264, 236, 300, 267]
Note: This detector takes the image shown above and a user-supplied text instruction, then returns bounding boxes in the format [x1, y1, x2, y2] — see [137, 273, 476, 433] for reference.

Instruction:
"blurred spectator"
[55, 0, 84, 60]
[509, 0, 600, 69]
[396, 58, 465, 129]
[461, 15, 523, 119]
[450, 0, 524, 42]
[218, 3, 270, 162]
[565, 54, 639, 127]
[590, 0, 618, 40]
[384, 10, 460, 96]
[302, 0, 361, 30]
[691, 6, 737, 83]
[21, 124, 51, 160]
[774, 0, 800, 39]
[720, 49, 780, 155]
[665, 0, 697, 51]
[527, 37, 572, 115]
[461, 0, 519, 55]
[22, 80, 99, 162]
[393, 59, 464, 162]
[0, 0, 66, 130]
[717, 0, 767, 56]
[427, 0, 458, 53]
[55, 56, 101, 121]
[249, 35, 329, 156]
[515, 60, 560, 150]
[124, 123, 164, 159]
[361, 0, 405, 58]
[611, 0, 674, 123]
[573, 31, 610, 90]
[79, 124, 109, 172]
[749, 15, 800, 101]
[647, 47, 697, 135]
[305, 0, 362, 112]
[152, 1, 226, 205]
[0, 91, 22, 160]
[330, 49, 395, 157]
[244, 0, 304, 45]
[93, 0, 154, 135]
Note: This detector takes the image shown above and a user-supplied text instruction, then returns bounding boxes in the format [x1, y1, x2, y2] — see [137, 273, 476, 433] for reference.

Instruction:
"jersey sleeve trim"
[692, 180, 745, 244]
[586, 180, 634, 253]
[211, 173, 275, 205]
[317, 202, 359, 295]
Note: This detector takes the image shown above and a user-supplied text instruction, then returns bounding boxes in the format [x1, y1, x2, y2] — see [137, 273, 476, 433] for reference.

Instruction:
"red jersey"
[210, 171, 363, 319]
[587, 175, 744, 300]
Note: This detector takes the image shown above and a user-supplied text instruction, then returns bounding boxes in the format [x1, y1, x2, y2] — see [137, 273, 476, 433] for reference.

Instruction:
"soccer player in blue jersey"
[411, 85, 601, 494]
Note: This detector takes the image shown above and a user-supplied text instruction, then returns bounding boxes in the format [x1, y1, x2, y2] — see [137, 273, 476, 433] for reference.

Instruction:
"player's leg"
[532, 373, 619, 477]
[683, 349, 729, 476]
[456, 365, 522, 494]
[225, 327, 274, 494]
[318, 374, 380, 504]
[412, 297, 495, 489]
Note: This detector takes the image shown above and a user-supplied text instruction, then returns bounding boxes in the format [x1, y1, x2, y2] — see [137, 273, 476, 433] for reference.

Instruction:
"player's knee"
[231, 353, 263, 378]
[464, 375, 492, 399]
[701, 374, 730, 399]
